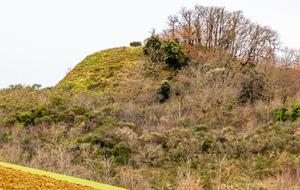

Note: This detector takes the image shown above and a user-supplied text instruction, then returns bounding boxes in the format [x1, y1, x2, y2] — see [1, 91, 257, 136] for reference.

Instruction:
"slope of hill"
[57, 47, 143, 92]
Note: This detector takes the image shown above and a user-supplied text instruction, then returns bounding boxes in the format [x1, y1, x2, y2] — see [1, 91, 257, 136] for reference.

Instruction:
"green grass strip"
[0, 162, 126, 190]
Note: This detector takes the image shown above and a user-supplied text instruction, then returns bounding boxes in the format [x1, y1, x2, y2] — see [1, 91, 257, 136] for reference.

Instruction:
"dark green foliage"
[130, 41, 142, 47]
[176, 118, 189, 127]
[161, 39, 187, 69]
[69, 104, 86, 115]
[202, 139, 213, 152]
[31, 106, 48, 119]
[50, 97, 63, 107]
[143, 36, 186, 69]
[59, 110, 75, 122]
[112, 142, 131, 164]
[276, 107, 289, 122]
[193, 124, 207, 132]
[82, 134, 92, 143]
[143, 36, 162, 57]
[75, 137, 83, 143]
[34, 116, 51, 124]
[157, 80, 171, 103]
[290, 103, 300, 121]
[90, 135, 104, 146]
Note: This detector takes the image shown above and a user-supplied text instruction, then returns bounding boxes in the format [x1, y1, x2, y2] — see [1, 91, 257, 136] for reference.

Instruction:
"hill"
[57, 47, 144, 92]
[0, 4, 300, 190]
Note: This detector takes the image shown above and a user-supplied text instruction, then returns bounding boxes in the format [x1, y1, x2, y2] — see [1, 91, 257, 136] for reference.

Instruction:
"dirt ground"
[0, 165, 100, 190]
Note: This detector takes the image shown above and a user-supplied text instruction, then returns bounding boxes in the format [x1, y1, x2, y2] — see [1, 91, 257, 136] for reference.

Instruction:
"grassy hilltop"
[57, 47, 143, 91]
[0, 4, 300, 190]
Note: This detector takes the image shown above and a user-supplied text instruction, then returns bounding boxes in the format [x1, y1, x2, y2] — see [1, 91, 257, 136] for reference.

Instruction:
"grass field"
[0, 162, 126, 190]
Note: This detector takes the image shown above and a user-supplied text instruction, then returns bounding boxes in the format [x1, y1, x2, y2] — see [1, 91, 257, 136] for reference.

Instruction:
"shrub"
[90, 135, 104, 146]
[130, 41, 142, 47]
[82, 134, 92, 143]
[161, 39, 186, 69]
[143, 36, 186, 69]
[143, 36, 162, 57]
[69, 104, 86, 115]
[176, 118, 190, 127]
[157, 80, 171, 103]
[75, 137, 83, 143]
[112, 142, 131, 164]
[117, 122, 136, 129]
[276, 107, 289, 122]
[290, 103, 300, 121]
[50, 97, 63, 107]
[3, 117, 18, 125]
[31, 106, 48, 119]
[59, 110, 75, 122]
[193, 124, 207, 132]
[34, 116, 51, 124]
[202, 139, 214, 152]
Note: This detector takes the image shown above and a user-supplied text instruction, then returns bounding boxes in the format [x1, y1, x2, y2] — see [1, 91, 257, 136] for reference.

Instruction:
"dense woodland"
[0, 5, 300, 190]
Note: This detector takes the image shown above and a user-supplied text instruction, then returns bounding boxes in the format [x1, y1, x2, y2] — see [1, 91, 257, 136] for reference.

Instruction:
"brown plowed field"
[0, 165, 100, 190]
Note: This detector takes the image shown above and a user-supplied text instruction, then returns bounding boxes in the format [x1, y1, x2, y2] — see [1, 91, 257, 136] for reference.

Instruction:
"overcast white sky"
[0, 0, 299, 89]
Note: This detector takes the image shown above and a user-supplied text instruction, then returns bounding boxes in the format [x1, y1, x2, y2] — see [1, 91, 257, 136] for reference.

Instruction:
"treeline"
[161, 5, 280, 67]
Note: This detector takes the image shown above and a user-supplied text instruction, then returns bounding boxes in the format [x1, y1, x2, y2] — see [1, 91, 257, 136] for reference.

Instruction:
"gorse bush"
[161, 39, 187, 69]
[130, 41, 142, 47]
[290, 103, 300, 121]
[272, 103, 300, 122]
[176, 118, 190, 127]
[157, 80, 171, 103]
[276, 107, 289, 122]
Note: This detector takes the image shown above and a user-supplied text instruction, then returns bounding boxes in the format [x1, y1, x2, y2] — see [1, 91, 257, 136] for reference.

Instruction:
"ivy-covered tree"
[161, 39, 187, 69]
[143, 36, 186, 70]
[157, 80, 171, 103]
[143, 36, 162, 62]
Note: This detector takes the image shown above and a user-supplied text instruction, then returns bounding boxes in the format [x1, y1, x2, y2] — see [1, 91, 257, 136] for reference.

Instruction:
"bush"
[82, 134, 92, 143]
[202, 139, 214, 152]
[130, 41, 142, 47]
[112, 142, 131, 164]
[117, 122, 136, 129]
[161, 39, 186, 69]
[157, 80, 171, 103]
[3, 117, 18, 125]
[193, 124, 207, 132]
[50, 97, 63, 107]
[143, 36, 186, 70]
[143, 36, 162, 56]
[90, 135, 104, 146]
[276, 107, 289, 122]
[176, 118, 190, 127]
[291, 103, 300, 121]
